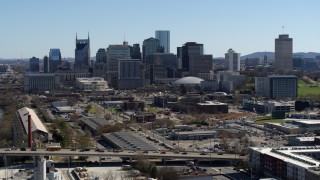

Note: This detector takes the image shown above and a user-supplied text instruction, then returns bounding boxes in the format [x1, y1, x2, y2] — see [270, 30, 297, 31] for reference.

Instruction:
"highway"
[0, 148, 245, 161]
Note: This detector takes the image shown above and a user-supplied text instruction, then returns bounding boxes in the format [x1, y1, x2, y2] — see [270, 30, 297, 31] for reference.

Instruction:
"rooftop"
[252, 146, 320, 169]
[16, 107, 48, 134]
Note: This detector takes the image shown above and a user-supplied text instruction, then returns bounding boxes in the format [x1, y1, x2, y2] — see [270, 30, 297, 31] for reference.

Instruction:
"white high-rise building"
[225, 48, 240, 72]
[155, 30, 170, 53]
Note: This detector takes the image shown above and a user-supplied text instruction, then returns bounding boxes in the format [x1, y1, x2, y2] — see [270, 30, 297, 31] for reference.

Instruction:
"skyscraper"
[96, 48, 107, 63]
[29, 57, 40, 72]
[155, 30, 170, 53]
[130, 44, 141, 60]
[180, 42, 203, 71]
[274, 34, 293, 71]
[225, 48, 240, 72]
[142, 37, 162, 63]
[106, 43, 131, 86]
[43, 56, 49, 73]
[49, 49, 62, 73]
[75, 34, 90, 68]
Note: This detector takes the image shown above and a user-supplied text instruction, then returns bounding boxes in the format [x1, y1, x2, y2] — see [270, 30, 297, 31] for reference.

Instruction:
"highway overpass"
[0, 148, 246, 167]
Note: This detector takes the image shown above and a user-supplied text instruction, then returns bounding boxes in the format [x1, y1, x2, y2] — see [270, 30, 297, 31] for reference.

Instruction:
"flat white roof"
[197, 101, 227, 106]
[252, 146, 320, 169]
[17, 107, 48, 134]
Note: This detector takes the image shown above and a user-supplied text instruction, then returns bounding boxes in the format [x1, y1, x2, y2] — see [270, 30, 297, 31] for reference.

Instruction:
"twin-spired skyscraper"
[155, 30, 170, 53]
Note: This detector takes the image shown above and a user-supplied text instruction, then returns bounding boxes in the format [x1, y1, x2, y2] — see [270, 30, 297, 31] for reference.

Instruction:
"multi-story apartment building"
[250, 146, 320, 180]
[225, 48, 240, 72]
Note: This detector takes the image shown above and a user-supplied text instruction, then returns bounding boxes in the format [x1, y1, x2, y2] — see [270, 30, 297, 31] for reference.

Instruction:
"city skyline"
[0, 0, 319, 58]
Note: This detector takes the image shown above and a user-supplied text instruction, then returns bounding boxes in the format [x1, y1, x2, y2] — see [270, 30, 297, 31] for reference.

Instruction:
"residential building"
[49, 49, 61, 73]
[29, 57, 40, 72]
[249, 147, 320, 180]
[274, 34, 293, 71]
[75, 34, 90, 69]
[76, 77, 108, 91]
[225, 48, 240, 72]
[23, 73, 60, 93]
[155, 30, 170, 53]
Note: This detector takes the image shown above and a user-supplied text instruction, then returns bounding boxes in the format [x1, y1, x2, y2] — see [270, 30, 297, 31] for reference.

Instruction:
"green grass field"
[298, 79, 320, 96]
[255, 119, 286, 125]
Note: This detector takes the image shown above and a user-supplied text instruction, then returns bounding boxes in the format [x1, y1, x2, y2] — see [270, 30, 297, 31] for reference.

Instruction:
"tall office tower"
[145, 53, 177, 83]
[130, 44, 141, 60]
[49, 49, 62, 73]
[96, 48, 107, 63]
[180, 42, 204, 71]
[106, 43, 131, 86]
[177, 47, 182, 69]
[155, 30, 170, 53]
[29, 57, 40, 72]
[142, 37, 162, 63]
[274, 34, 293, 71]
[43, 56, 49, 73]
[225, 48, 240, 72]
[263, 54, 268, 65]
[75, 34, 90, 68]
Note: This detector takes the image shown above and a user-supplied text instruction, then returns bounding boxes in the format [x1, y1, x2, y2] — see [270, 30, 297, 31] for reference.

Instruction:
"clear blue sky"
[0, 0, 319, 59]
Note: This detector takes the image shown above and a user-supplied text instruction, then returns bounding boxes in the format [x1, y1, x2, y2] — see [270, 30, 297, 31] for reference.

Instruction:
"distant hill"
[240, 52, 274, 60]
[241, 52, 320, 60]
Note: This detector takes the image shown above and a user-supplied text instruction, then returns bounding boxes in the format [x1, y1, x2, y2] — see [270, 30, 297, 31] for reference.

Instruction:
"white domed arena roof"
[172, 76, 204, 86]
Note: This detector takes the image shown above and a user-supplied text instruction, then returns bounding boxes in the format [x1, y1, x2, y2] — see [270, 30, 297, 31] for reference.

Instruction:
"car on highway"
[20, 147, 26, 151]
[128, 150, 135, 153]
[200, 152, 208, 155]
[160, 151, 166, 154]
[217, 152, 224, 155]
[143, 151, 149, 154]
[79, 149, 85, 152]
[181, 152, 188, 155]
[174, 150, 179, 154]
[71, 148, 76, 151]
[31, 147, 37, 151]
[5, 148, 11, 151]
